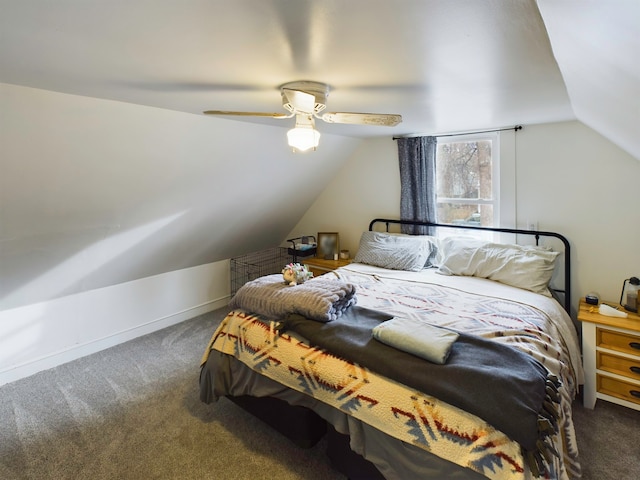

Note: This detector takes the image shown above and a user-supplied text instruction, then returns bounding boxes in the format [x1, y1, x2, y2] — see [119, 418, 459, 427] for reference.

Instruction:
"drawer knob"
[630, 342, 640, 350]
[631, 390, 640, 399]
[631, 366, 640, 375]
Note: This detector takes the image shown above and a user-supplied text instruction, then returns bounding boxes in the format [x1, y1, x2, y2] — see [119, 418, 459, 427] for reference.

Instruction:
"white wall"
[287, 137, 402, 257]
[288, 121, 640, 313]
[0, 260, 229, 386]
[0, 83, 360, 311]
[3, 82, 636, 386]
[0, 83, 362, 385]
[516, 121, 640, 305]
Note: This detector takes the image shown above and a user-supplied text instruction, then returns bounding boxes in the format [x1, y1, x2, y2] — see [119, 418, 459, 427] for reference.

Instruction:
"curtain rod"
[393, 125, 522, 140]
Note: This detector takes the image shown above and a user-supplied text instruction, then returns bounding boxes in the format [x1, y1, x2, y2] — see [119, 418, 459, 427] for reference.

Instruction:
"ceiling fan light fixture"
[287, 125, 320, 152]
[203, 80, 402, 151]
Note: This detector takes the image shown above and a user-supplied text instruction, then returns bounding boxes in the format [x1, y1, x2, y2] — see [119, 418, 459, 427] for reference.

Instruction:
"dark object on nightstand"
[287, 236, 317, 262]
[620, 276, 640, 312]
[585, 294, 599, 305]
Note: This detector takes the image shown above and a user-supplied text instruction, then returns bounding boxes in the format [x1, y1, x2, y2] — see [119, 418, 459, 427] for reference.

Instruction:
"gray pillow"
[353, 231, 433, 271]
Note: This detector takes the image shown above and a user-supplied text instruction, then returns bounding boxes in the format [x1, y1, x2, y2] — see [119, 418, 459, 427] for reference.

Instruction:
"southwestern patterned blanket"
[280, 306, 559, 464]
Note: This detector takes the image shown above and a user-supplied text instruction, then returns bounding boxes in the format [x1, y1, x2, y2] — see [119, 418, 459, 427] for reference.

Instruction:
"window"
[435, 133, 500, 227]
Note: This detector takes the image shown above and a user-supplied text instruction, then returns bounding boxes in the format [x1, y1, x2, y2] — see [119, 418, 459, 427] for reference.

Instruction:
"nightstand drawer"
[597, 375, 640, 406]
[308, 266, 328, 277]
[597, 351, 640, 381]
[597, 328, 640, 356]
[303, 257, 351, 278]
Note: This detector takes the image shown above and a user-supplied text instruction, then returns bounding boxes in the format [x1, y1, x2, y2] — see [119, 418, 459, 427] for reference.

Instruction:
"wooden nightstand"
[577, 299, 640, 410]
[303, 257, 351, 277]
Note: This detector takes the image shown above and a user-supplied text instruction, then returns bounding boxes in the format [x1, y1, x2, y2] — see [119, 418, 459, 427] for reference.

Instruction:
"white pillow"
[437, 236, 559, 296]
[354, 231, 433, 272]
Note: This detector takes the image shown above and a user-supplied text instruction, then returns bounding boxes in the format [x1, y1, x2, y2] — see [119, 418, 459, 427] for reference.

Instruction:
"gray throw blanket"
[230, 274, 357, 322]
[280, 306, 561, 478]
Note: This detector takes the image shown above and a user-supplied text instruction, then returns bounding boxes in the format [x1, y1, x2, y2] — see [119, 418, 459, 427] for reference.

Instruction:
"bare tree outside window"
[435, 137, 496, 227]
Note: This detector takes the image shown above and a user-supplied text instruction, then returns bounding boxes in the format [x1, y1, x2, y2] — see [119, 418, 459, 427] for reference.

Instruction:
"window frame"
[435, 132, 513, 227]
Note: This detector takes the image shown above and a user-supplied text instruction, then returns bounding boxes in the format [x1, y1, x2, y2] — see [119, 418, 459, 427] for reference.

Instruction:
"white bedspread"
[337, 263, 583, 388]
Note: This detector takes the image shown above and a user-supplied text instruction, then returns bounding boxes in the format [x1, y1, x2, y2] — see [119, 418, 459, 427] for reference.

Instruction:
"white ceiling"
[0, 0, 638, 157]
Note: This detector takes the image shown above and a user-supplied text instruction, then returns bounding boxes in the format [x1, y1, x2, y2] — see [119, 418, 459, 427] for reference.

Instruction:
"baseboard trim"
[0, 296, 230, 387]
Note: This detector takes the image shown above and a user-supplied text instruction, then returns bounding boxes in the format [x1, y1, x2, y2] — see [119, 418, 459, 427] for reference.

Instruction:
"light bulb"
[287, 127, 320, 151]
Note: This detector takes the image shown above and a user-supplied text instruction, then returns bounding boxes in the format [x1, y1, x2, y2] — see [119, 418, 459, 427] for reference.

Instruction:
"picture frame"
[317, 232, 340, 260]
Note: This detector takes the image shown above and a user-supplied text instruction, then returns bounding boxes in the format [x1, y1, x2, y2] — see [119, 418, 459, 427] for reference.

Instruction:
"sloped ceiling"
[1, 1, 637, 154]
[0, 1, 571, 137]
[537, 0, 640, 160]
[0, 82, 363, 310]
[1, 0, 638, 310]
[1, 0, 636, 155]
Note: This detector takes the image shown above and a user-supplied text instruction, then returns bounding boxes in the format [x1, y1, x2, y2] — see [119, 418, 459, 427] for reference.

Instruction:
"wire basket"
[230, 247, 291, 296]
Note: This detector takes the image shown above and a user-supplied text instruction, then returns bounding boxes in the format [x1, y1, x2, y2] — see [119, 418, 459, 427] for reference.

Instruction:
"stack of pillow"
[353, 231, 559, 297]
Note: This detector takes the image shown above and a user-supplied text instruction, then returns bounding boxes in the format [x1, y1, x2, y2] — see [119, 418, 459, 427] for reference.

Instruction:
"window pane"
[437, 203, 494, 227]
[436, 140, 493, 201]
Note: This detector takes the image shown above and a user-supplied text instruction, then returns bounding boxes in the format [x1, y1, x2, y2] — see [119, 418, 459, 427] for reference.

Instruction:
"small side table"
[577, 299, 640, 410]
[303, 257, 351, 277]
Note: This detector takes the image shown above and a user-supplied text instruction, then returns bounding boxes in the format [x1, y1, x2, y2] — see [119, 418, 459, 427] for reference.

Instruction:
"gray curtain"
[397, 136, 437, 234]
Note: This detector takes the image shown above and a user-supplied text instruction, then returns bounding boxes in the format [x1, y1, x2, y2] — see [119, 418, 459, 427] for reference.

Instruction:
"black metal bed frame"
[216, 218, 574, 480]
[369, 218, 572, 314]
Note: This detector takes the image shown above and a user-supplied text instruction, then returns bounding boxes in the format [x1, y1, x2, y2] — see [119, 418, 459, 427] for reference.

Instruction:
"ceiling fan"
[203, 80, 402, 152]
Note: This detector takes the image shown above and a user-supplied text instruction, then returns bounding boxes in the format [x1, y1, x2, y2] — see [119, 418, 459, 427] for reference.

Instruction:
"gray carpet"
[0, 306, 638, 479]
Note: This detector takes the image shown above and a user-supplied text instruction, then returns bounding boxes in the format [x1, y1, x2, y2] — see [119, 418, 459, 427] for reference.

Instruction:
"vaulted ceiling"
[1, 0, 637, 159]
[1, 1, 639, 311]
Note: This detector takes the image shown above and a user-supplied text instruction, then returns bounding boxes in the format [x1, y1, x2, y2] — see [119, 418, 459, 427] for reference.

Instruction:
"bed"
[200, 219, 583, 480]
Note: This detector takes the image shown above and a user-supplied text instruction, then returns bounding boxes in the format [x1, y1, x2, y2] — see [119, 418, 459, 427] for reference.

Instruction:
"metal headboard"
[369, 218, 572, 314]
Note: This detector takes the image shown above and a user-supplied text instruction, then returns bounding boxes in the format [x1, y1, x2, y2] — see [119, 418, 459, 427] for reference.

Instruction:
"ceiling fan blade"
[321, 112, 402, 127]
[282, 88, 316, 114]
[203, 110, 291, 119]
